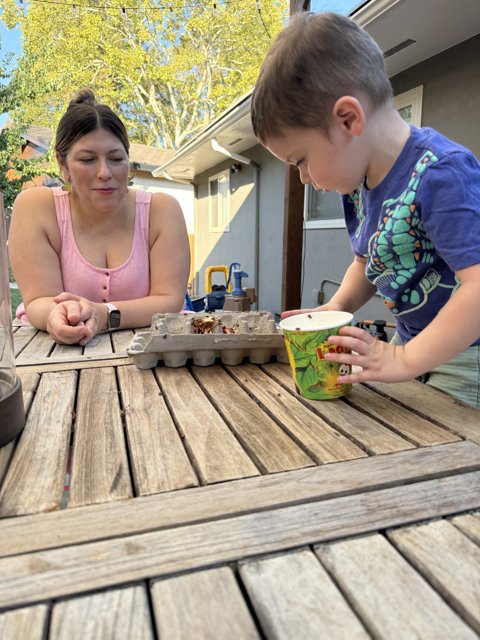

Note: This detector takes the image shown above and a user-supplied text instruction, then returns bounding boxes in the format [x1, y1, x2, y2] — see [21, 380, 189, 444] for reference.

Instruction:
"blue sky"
[1, 21, 21, 127]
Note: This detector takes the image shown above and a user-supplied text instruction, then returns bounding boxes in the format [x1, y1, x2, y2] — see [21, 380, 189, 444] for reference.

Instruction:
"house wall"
[194, 146, 285, 315]
[300, 34, 480, 329]
[130, 174, 195, 234]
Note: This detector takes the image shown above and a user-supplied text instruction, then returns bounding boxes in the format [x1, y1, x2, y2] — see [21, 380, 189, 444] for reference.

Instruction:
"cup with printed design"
[279, 311, 353, 400]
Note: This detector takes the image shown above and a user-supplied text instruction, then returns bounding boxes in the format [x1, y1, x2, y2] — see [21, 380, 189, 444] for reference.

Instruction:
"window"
[394, 85, 423, 126]
[209, 170, 230, 232]
[304, 186, 345, 230]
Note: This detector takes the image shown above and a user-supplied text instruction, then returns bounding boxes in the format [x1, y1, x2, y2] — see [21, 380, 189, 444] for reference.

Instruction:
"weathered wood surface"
[316, 533, 477, 639]
[192, 364, 319, 471]
[388, 519, 480, 633]
[15, 329, 53, 363]
[151, 567, 260, 640]
[344, 384, 460, 446]
[0, 604, 49, 640]
[12, 325, 37, 356]
[117, 365, 198, 495]
[0, 371, 77, 517]
[0, 472, 478, 608]
[154, 366, 260, 483]
[49, 585, 154, 640]
[69, 367, 132, 507]
[224, 363, 367, 463]
[263, 363, 418, 454]
[1, 441, 478, 557]
[365, 379, 480, 443]
[451, 511, 480, 544]
[240, 549, 369, 639]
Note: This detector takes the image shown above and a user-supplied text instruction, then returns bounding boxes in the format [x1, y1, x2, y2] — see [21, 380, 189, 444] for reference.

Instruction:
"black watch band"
[104, 303, 121, 330]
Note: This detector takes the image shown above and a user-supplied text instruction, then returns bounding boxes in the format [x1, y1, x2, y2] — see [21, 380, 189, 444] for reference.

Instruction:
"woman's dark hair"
[55, 88, 130, 158]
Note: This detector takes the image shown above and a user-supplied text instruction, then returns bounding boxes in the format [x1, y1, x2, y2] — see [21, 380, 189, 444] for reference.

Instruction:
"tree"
[0, 49, 51, 208]
[0, 0, 288, 149]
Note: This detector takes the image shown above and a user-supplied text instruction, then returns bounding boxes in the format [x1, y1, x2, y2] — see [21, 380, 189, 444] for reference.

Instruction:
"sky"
[0, 21, 21, 127]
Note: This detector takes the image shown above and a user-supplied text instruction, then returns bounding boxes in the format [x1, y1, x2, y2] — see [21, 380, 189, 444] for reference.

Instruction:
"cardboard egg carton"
[127, 311, 289, 368]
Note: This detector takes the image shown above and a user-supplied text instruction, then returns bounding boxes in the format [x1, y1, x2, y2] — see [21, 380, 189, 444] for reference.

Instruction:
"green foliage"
[0, 125, 53, 207]
[1, 0, 288, 149]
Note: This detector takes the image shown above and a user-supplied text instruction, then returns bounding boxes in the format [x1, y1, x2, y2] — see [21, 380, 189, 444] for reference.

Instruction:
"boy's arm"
[328, 256, 377, 312]
[327, 262, 480, 383]
[282, 256, 376, 318]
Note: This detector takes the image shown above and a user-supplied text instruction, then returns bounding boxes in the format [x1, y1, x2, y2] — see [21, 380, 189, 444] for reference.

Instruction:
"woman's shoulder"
[149, 190, 182, 216]
[13, 186, 57, 213]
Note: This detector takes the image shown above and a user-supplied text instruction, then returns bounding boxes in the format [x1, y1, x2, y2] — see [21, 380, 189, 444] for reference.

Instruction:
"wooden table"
[1, 326, 479, 639]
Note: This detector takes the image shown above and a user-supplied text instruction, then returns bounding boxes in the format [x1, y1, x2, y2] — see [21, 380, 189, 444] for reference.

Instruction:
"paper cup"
[279, 311, 353, 400]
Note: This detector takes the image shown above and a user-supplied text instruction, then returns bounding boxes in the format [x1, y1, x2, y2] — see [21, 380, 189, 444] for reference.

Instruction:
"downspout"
[211, 139, 261, 309]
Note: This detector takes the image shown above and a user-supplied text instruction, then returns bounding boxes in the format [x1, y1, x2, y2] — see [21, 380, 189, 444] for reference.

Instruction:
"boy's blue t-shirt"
[343, 125, 480, 345]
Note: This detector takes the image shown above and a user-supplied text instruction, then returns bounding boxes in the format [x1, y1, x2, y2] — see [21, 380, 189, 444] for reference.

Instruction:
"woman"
[9, 89, 190, 346]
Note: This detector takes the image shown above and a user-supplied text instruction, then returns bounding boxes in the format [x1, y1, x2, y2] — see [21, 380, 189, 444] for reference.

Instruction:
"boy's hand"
[325, 325, 415, 383]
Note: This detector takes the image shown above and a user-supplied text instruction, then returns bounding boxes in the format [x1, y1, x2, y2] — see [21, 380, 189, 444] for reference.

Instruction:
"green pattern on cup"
[280, 312, 353, 400]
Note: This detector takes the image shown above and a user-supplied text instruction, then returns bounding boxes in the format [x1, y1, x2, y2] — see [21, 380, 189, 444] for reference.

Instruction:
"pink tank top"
[55, 187, 151, 302]
[16, 187, 151, 323]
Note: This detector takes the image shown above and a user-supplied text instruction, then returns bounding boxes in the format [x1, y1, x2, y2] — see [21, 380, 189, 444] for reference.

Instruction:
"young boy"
[251, 12, 480, 407]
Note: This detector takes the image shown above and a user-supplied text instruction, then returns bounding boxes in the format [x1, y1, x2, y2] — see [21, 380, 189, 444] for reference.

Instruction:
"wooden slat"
[0, 471, 478, 608]
[69, 367, 132, 507]
[450, 512, 480, 545]
[117, 365, 198, 495]
[151, 567, 259, 640]
[155, 366, 259, 484]
[225, 364, 367, 464]
[240, 549, 368, 639]
[0, 604, 48, 640]
[49, 585, 153, 640]
[1, 441, 478, 557]
[315, 533, 477, 639]
[388, 519, 480, 633]
[192, 365, 314, 472]
[112, 329, 136, 353]
[81, 332, 113, 356]
[366, 380, 480, 443]
[13, 326, 37, 356]
[17, 371, 41, 412]
[16, 355, 133, 374]
[15, 330, 53, 363]
[264, 363, 415, 454]
[51, 343, 83, 358]
[0, 372, 39, 486]
[345, 384, 460, 446]
[0, 371, 76, 517]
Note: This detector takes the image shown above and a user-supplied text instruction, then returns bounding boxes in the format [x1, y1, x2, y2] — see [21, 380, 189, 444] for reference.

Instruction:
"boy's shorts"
[390, 333, 480, 408]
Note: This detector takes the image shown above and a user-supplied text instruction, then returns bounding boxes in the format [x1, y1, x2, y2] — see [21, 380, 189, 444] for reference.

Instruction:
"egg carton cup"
[127, 311, 289, 369]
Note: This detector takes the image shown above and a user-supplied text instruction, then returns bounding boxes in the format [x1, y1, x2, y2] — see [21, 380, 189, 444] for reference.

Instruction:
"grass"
[9, 287, 22, 320]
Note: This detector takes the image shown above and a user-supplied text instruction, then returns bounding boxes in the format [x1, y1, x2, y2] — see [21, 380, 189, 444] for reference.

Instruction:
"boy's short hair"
[251, 12, 393, 142]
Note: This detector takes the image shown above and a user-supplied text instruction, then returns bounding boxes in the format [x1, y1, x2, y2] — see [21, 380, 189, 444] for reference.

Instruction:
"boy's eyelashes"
[294, 158, 305, 168]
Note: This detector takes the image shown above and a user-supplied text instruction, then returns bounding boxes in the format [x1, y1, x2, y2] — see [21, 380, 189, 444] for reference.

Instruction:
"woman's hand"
[325, 325, 415, 384]
[47, 292, 106, 346]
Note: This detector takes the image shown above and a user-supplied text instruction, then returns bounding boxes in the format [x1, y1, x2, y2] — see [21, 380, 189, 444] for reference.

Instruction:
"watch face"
[109, 309, 121, 329]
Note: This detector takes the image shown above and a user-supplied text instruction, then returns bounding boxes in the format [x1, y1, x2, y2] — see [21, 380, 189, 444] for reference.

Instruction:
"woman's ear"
[331, 96, 366, 137]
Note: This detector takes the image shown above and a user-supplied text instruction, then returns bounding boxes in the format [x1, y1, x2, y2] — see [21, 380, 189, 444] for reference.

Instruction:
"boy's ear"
[332, 96, 365, 136]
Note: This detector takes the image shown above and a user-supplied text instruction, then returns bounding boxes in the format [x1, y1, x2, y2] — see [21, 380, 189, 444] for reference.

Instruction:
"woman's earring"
[61, 175, 72, 192]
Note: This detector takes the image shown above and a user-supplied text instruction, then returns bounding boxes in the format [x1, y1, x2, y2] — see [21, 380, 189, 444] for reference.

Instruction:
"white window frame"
[394, 85, 423, 126]
[303, 186, 346, 230]
[208, 170, 230, 232]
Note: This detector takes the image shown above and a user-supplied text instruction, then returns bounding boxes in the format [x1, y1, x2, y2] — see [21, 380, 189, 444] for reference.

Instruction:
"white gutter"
[152, 95, 252, 177]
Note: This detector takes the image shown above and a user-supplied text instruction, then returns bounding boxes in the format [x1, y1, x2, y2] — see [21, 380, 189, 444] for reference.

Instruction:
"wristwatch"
[104, 303, 121, 330]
